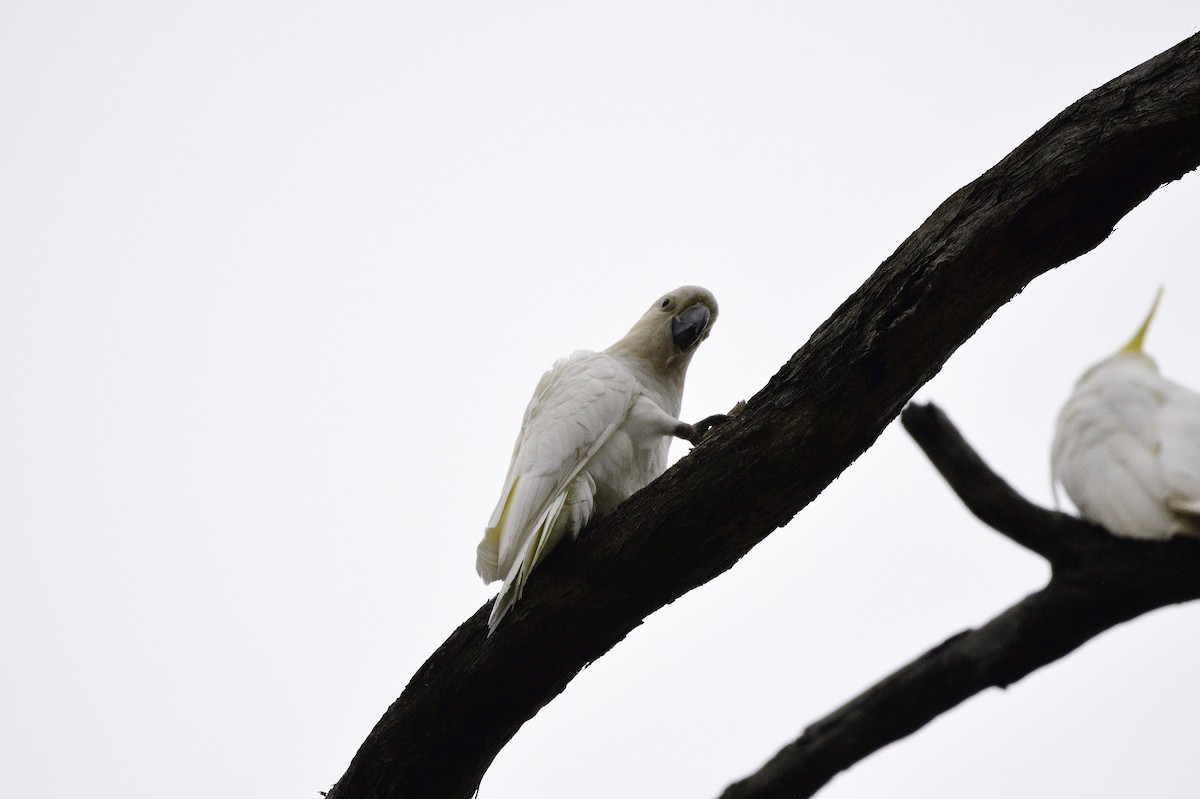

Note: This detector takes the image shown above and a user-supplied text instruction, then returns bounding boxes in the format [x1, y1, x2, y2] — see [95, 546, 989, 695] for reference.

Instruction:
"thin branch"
[899, 401, 1096, 562]
[717, 403, 1200, 799]
[327, 33, 1200, 799]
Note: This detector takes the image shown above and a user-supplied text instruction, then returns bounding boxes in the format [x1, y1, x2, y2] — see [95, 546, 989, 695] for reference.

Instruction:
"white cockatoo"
[1051, 289, 1200, 539]
[477, 286, 721, 632]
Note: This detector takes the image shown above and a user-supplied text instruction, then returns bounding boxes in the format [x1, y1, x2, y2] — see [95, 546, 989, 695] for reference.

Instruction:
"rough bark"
[718, 403, 1200, 799]
[326, 32, 1200, 799]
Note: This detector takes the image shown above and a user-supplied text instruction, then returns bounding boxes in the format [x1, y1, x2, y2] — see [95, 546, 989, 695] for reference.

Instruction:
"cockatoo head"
[609, 285, 719, 371]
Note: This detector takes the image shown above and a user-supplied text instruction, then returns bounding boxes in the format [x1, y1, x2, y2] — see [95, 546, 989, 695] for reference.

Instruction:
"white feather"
[1052, 349, 1200, 539]
[476, 286, 717, 632]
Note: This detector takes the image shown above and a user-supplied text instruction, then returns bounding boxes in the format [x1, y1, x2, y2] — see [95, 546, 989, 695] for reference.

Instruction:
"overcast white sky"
[3, 3, 1200, 798]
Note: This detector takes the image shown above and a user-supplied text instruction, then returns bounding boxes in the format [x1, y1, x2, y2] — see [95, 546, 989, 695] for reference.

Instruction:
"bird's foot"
[682, 401, 746, 445]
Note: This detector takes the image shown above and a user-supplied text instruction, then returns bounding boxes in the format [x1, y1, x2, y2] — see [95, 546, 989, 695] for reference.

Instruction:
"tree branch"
[900, 401, 1099, 564]
[327, 33, 1200, 799]
[717, 403, 1200, 799]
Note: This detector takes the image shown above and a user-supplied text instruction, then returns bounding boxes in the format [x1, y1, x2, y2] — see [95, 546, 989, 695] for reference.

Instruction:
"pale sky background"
[3, 3, 1200, 798]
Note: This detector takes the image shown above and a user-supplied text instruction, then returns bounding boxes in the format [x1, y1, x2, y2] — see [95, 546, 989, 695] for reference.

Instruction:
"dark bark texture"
[327, 33, 1200, 799]
[718, 403, 1200, 799]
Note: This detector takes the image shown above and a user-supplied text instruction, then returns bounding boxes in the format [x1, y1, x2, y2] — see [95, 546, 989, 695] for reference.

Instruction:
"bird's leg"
[673, 423, 700, 444]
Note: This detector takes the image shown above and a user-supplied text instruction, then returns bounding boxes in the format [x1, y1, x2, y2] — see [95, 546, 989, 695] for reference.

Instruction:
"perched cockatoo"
[477, 286, 721, 632]
[1051, 289, 1200, 539]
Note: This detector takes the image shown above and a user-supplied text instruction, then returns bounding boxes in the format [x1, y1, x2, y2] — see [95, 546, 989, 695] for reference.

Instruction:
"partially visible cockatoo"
[477, 286, 720, 632]
[1051, 289, 1200, 539]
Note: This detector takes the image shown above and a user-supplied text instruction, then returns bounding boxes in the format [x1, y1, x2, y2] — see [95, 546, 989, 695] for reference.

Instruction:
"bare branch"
[899, 401, 1093, 562]
[327, 33, 1200, 799]
[717, 403, 1200, 799]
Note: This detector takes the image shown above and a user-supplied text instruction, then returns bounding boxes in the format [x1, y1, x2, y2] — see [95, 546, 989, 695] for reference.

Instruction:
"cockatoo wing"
[1052, 294, 1200, 539]
[1159, 383, 1200, 524]
[476, 351, 639, 591]
[1052, 370, 1177, 538]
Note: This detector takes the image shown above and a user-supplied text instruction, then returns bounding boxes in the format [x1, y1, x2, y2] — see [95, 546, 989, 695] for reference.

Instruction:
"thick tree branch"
[717, 403, 1200, 799]
[327, 33, 1200, 799]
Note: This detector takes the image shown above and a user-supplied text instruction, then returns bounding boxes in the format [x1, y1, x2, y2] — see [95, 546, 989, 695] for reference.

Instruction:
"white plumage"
[477, 286, 719, 632]
[1051, 290, 1200, 539]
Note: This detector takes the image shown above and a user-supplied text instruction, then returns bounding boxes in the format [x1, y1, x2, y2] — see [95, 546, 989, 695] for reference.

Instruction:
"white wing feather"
[1053, 359, 1200, 538]
[1159, 383, 1200, 521]
[476, 352, 639, 628]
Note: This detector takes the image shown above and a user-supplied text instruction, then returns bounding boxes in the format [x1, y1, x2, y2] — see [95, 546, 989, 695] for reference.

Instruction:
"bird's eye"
[660, 298, 672, 310]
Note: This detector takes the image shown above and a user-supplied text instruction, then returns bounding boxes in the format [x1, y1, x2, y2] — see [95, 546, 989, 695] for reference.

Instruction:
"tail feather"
[476, 476, 520, 583]
[1170, 498, 1200, 536]
[1170, 497, 1200, 516]
[487, 493, 565, 633]
[475, 541, 500, 584]
[486, 473, 596, 634]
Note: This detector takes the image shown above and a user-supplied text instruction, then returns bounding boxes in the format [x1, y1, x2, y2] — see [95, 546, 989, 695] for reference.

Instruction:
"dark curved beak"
[672, 304, 710, 351]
